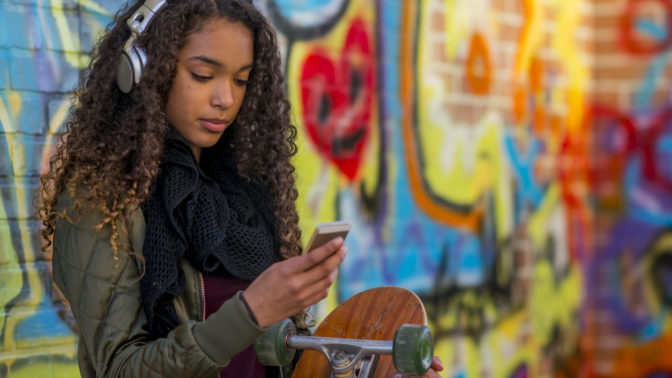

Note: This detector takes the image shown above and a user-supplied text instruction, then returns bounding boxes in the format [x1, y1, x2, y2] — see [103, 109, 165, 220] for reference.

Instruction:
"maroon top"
[202, 273, 267, 378]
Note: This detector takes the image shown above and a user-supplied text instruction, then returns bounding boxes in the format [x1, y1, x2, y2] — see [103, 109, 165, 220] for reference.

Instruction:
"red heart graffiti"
[300, 18, 375, 180]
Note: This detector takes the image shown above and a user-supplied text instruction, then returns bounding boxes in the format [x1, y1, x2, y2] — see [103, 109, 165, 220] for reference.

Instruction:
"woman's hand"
[394, 356, 444, 378]
[242, 237, 347, 328]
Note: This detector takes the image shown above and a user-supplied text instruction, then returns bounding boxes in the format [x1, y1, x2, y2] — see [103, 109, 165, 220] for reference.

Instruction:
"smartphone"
[304, 221, 351, 254]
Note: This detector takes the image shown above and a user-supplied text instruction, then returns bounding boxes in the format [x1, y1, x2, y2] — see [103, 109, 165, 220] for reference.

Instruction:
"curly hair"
[38, 1, 302, 267]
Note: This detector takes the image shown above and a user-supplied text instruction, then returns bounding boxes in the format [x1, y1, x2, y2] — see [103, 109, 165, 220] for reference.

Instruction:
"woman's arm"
[51, 201, 263, 377]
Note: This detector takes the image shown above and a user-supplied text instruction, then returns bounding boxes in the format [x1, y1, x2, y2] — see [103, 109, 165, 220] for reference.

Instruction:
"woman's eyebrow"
[189, 55, 222, 67]
[238, 63, 254, 72]
[188, 55, 254, 72]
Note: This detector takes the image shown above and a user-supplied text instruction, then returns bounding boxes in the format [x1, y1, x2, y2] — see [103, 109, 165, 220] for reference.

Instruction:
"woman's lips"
[199, 119, 228, 133]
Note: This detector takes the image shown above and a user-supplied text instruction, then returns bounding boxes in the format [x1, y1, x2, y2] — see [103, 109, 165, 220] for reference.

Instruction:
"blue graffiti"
[625, 155, 672, 226]
[504, 131, 547, 221]
[634, 18, 672, 110]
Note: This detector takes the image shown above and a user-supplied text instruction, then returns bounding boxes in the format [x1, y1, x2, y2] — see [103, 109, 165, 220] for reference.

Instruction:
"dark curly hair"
[38, 1, 302, 270]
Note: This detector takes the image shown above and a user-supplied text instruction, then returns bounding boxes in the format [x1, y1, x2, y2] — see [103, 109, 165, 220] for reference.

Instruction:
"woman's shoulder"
[52, 189, 146, 277]
[55, 189, 145, 242]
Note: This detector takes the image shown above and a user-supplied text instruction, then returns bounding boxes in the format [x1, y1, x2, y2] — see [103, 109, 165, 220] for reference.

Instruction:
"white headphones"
[116, 0, 169, 94]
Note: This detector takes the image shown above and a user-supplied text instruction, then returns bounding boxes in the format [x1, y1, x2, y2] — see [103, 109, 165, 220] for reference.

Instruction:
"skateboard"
[255, 286, 433, 377]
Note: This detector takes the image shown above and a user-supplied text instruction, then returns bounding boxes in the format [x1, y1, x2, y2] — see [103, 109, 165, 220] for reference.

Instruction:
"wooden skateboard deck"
[292, 286, 428, 377]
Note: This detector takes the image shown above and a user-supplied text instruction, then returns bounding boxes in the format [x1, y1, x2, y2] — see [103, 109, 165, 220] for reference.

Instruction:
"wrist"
[239, 291, 260, 327]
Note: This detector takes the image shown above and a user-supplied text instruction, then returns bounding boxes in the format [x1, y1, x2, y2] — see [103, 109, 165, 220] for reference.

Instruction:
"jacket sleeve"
[51, 202, 265, 378]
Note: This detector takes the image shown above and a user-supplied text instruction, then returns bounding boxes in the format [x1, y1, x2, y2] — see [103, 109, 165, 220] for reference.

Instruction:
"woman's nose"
[211, 81, 235, 109]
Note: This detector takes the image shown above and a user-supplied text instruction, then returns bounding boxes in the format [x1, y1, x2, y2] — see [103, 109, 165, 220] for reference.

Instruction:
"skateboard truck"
[255, 318, 434, 377]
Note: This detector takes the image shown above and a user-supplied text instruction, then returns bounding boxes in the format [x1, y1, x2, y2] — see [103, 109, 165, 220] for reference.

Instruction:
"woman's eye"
[235, 78, 249, 86]
[190, 72, 212, 82]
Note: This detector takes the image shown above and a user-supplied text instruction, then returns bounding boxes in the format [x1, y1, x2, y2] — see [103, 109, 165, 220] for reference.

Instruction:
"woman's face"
[165, 18, 254, 161]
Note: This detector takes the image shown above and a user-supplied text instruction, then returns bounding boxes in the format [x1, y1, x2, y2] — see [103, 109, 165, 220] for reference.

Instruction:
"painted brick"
[9, 48, 81, 93]
[0, 221, 42, 264]
[92, 0, 131, 15]
[79, 0, 135, 50]
[0, 4, 19, 49]
[0, 5, 81, 51]
[46, 95, 71, 135]
[0, 265, 24, 292]
[0, 138, 9, 177]
[6, 91, 48, 135]
[0, 224, 17, 265]
[9, 134, 47, 177]
[0, 180, 39, 225]
[79, 7, 116, 53]
[0, 49, 8, 89]
[9, 0, 77, 8]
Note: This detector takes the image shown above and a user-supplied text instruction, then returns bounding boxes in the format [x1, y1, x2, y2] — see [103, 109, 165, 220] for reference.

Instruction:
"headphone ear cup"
[116, 45, 147, 94]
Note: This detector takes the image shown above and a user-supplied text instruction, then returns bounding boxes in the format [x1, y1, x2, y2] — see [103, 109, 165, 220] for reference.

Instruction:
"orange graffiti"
[512, 56, 547, 132]
[466, 32, 492, 96]
[400, 0, 482, 230]
[529, 56, 543, 92]
[611, 329, 672, 376]
[513, 86, 527, 124]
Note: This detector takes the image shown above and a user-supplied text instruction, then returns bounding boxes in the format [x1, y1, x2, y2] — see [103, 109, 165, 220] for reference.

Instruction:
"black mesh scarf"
[141, 133, 281, 338]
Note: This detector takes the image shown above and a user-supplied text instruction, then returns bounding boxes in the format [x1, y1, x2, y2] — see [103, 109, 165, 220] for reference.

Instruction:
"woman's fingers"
[298, 237, 344, 270]
[430, 356, 443, 372]
[241, 238, 347, 327]
[281, 248, 344, 307]
[299, 245, 347, 285]
[393, 356, 444, 378]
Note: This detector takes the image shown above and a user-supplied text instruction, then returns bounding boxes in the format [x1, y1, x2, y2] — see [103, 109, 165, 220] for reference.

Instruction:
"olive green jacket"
[52, 193, 266, 377]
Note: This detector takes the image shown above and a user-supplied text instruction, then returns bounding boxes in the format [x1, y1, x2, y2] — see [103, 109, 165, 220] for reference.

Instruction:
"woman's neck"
[191, 145, 201, 163]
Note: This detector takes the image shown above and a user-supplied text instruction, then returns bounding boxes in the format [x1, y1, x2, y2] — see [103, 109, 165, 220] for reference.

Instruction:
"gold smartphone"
[304, 221, 351, 254]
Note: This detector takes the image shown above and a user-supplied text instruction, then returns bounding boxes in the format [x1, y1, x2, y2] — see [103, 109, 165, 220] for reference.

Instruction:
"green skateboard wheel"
[392, 324, 434, 375]
[254, 318, 297, 367]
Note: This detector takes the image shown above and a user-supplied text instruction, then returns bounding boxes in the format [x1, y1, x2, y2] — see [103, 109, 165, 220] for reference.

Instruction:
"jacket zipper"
[199, 272, 206, 321]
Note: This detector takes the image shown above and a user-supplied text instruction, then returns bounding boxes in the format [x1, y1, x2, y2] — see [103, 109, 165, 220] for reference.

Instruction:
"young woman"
[38, 1, 441, 377]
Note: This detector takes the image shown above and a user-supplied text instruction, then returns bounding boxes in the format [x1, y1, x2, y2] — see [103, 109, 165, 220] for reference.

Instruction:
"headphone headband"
[127, 0, 168, 35]
[116, 0, 169, 94]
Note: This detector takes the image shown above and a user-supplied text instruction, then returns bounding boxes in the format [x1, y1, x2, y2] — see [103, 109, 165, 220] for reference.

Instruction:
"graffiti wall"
[268, 0, 584, 376]
[0, 1, 120, 376]
[0, 0, 670, 376]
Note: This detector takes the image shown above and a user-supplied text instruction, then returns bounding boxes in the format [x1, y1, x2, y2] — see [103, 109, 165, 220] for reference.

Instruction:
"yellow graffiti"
[7, 360, 78, 378]
[0, 100, 28, 354]
[0, 204, 23, 352]
[418, 0, 512, 237]
[443, 0, 470, 59]
[41, 98, 71, 173]
[41, 0, 110, 69]
[50, 0, 85, 68]
[443, 0, 498, 61]
[553, 0, 588, 134]
[515, 0, 544, 80]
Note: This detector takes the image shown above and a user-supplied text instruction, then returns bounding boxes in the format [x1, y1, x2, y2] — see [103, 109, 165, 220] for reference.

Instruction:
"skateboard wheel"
[392, 324, 434, 375]
[254, 318, 297, 367]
